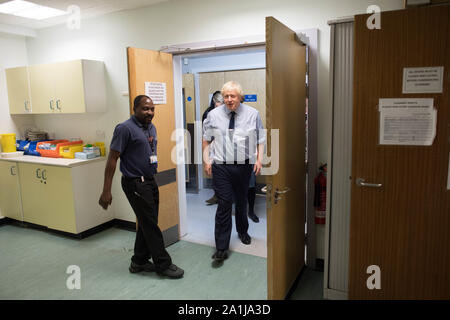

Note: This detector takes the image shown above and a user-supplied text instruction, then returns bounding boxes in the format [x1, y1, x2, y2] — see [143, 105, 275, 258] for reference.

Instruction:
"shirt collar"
[224, 103, 242, 115]
[131, 115, 153, 130]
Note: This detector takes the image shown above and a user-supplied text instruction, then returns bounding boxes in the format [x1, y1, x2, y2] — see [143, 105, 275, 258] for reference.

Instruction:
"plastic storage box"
[36, 140, 83, 158]
[60, 144, 84, 159]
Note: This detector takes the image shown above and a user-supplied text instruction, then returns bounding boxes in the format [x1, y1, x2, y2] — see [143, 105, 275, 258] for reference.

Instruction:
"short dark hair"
[133, 95, 151, 111]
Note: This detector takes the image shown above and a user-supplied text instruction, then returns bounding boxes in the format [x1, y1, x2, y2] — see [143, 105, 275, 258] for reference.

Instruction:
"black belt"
[214, 159, 251, 165]
[122, 175, 154, 182]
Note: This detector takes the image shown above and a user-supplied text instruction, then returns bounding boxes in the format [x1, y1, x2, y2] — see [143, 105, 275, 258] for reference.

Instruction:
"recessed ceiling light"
[0, 0, 67, 20]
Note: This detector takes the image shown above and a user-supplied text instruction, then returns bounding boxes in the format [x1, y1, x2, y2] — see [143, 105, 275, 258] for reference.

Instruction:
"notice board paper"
[403, 67, 444, 94]
[379, 98, 436, 146]
[145, 82, 167, 105]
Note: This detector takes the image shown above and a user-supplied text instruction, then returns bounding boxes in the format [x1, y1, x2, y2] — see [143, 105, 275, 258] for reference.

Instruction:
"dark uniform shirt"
[110, 115, 157, 178]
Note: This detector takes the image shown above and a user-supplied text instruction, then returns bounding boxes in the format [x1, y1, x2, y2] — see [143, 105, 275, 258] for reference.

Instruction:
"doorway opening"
[167, 29, 318, 268]
[178, 47, 268, 258]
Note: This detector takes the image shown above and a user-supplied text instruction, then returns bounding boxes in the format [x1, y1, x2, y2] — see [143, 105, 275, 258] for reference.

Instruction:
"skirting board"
[1, 218, 179, 247]
[324, 288, 348, 300]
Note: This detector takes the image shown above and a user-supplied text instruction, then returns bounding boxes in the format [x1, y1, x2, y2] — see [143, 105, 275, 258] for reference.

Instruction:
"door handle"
[10, 166, 16, 176]
[50, 100, 54, 111]
[356, 178, 382, 188]
[274, 187, 290, 204]
[275, 187, 291, 195]
[36, 168, 41, 179]
[56, 99, 61, 111]
[24, 100, 28, 111]
[42, 169, 47, 180]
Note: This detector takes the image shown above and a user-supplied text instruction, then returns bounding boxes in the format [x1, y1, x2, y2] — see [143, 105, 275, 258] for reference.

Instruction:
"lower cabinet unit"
[19, 163, 77, 233]
[0, 158, 113, 235]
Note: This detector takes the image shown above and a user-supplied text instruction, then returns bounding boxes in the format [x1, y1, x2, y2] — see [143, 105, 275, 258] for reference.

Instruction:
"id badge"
[150, 155, 158, 164]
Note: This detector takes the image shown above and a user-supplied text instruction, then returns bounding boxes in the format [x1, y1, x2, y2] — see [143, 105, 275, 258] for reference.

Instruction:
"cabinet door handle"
[10, 166, 16, 176]
[36, 168, 41, 179]
[42, 169, 47, 180]
[56, 99, 61, 110]
[49, 100, 54, 110]
[24, 100, 28, 111]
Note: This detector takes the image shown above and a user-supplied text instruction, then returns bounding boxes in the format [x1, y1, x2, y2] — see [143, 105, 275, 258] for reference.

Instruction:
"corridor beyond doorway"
[182, 189, 267, 258]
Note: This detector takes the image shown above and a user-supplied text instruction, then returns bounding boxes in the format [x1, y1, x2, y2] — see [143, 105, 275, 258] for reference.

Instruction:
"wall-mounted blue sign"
[244, 95, 257, 102]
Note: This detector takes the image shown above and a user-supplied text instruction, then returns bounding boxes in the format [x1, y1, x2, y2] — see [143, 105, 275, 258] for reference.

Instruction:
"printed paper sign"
[402, 67, 444, 94]
[379, 98, 436, 146]
[145, 82, 167, 105]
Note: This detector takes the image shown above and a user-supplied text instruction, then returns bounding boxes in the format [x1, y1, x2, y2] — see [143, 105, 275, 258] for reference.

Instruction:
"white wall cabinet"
[6, 59, 106, 114]
[5, 66, 32, 114]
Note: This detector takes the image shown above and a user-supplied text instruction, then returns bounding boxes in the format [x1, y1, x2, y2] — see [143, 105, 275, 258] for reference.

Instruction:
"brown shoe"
[205, 195, 218, 205]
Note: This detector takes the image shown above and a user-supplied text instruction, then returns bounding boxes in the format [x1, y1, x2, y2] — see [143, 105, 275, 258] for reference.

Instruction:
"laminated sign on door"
[378, 98, 436, 146]
[145, 82, 167, 105]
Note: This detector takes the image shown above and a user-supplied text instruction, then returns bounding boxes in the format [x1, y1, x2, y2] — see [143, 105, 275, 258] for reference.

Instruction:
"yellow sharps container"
[0, 133, 17, 153]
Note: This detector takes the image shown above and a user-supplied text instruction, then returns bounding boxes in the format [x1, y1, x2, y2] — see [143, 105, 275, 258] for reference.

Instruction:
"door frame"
[164, 30, 319, 270]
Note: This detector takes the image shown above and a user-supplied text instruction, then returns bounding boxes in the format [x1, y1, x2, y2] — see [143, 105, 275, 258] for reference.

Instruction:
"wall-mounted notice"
[145, 82, 167, 105]
[379, 98, 436, 146]
[244, 95, 258, 102]
[402, 67, 444, 94]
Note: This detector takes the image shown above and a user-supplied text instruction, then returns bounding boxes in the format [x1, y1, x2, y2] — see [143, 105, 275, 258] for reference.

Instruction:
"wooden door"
[266, 17, 307, 300]
[349, 6, 450, 299]
[5, 67, 31, 114]
[127, 47, 180, 245]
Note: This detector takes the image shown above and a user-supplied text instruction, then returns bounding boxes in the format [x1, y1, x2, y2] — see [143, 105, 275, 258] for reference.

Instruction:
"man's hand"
[99, 191, 112, 210]
[253, 159, 262, 176]
[204, 163, 212, 176]
[99, 149, 120, 211]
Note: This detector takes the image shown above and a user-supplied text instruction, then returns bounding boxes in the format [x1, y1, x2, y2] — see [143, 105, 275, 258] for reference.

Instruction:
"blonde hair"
[221, 81, 244, 100]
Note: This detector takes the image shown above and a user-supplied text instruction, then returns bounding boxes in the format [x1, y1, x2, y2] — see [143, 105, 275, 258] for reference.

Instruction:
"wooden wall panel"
[224, 69, 266, 127]
[182, 73, 196, 124]
[199, 72, 225, 118]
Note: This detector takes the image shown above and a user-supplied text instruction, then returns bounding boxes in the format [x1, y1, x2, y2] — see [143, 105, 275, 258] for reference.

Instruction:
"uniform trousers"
[212, 162, 253, 250]
[121, 175, 172, 272]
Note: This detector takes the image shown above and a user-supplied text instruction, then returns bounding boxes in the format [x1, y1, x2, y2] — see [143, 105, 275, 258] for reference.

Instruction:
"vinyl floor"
[0, 188, 323, 300]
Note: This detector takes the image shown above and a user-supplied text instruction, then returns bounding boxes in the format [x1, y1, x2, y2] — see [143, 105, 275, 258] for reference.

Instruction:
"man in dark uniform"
[99, 95, 184, 279]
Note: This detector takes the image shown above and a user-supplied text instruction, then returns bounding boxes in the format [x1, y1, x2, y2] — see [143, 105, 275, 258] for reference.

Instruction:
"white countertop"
[0, 155, 106, 167]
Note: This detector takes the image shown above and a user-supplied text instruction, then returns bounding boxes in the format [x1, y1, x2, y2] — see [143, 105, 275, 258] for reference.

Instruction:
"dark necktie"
[229, 111, 236, 130]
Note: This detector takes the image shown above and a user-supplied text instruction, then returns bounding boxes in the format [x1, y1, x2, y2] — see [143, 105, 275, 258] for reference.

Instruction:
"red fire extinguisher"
[314, 164, 327, 224]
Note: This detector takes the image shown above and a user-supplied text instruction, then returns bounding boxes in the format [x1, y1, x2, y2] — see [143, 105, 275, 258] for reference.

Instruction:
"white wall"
[21, 0, 404, 222]
[0, 34, 35, 143]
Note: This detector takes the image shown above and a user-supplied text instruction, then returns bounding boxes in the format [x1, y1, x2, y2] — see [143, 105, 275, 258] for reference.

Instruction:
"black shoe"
[157, 264, 184, 279]
[238, 233, 251, 245]
[248, 212, 259, 223]
[212, 250, 228, 261]
[206, 195, 218, 205]
[129, 261, 156, 273]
